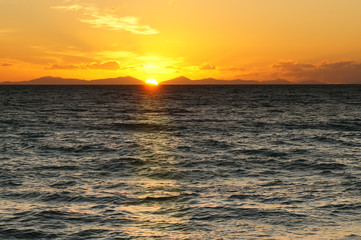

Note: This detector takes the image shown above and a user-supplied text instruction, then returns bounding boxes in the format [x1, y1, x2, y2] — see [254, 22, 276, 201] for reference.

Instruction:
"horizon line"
[1, 75, 361, 85]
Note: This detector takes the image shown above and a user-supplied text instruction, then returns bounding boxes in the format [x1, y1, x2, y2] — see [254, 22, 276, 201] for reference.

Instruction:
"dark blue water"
[1, 85, 361, 239]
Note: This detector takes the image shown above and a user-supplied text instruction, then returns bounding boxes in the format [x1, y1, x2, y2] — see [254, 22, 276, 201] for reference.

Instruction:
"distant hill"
[160, 77, 292, 85]
[0, 76, 145, 85]
[160, 76, 194, 85]
[0, 76, 85, 85]
[260, 79, 292, 84]
[297, 80, 327, 85]
[87, 76, 144, 85]
[160, 77, 259, 85]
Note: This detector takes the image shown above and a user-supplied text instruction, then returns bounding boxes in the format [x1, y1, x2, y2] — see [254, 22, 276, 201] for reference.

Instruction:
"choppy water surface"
[0, 85, 361, 239]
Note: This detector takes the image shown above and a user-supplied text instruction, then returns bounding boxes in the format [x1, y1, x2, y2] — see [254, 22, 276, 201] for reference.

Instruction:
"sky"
[1, 0, 361, 83]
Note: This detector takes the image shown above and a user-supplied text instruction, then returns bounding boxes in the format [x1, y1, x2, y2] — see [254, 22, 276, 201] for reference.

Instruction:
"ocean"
[0, 85, 360, 239]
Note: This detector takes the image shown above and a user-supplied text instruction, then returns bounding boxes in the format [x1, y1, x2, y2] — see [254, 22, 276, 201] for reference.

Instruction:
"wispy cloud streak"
[47, 61, 120, 71]
[53, 4, 158, 35]
[80, 15, 158, 35]
[0, 63, 12, 67]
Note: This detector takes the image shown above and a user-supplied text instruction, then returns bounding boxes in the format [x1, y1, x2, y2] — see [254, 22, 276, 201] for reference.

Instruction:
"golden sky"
[1, 0, 361, 83]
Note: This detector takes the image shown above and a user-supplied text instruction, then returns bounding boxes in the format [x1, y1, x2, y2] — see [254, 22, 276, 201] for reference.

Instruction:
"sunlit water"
[1, 85, 361, 239]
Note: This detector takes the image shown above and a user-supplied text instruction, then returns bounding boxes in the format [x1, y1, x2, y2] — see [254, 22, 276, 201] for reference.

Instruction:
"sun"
[145, 79, 159, 86]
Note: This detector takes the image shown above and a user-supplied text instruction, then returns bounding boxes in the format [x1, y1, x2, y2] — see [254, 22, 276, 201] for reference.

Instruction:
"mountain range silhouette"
[0, 76, 325, 85]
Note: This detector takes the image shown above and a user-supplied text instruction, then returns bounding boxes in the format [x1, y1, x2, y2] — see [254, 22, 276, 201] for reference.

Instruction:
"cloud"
[88, 61, 120, 70]
[108, 3, 128, 12]
[166, 65, 180, 69]
[270, 60, 361, 84]
[0, 63, 12, 67]
[52, 4, 90, 11]
[271, 60, 315, 71]
[47, 64, 79, 70]
[220, 66, 246, 72]
[215, 59, 361, 84]
[53, 4, 158, 35]
[47, 61, 120, 71]
[81, 16, 158, 35]
[200, 63, 216, 70]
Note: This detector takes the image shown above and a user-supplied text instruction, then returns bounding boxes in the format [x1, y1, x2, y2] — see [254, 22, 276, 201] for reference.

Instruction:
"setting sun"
[145, 79, 158, 86]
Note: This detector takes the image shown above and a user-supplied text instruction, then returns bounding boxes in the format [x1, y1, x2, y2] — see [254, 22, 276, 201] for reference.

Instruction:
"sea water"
[0, 85, 360, 239]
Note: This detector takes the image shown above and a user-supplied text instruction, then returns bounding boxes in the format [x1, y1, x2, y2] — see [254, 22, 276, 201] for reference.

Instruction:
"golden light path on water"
[118, 87, 188, 238]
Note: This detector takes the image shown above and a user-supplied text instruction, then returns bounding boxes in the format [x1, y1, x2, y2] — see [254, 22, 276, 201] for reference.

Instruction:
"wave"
[0, 228, 58, 239]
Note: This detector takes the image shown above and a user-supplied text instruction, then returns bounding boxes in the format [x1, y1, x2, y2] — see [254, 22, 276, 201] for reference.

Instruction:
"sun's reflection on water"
[120, 87, 189, 239]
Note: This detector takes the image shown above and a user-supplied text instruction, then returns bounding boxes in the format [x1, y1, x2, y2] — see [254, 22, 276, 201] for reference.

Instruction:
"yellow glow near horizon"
[145, 79, 158, 86]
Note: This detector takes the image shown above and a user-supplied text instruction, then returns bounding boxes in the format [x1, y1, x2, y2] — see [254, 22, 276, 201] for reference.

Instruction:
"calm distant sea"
[1, 85, 361, 239]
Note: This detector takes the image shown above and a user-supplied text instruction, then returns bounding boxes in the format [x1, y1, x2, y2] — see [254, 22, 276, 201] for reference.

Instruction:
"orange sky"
[1, 0, 361, 83]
